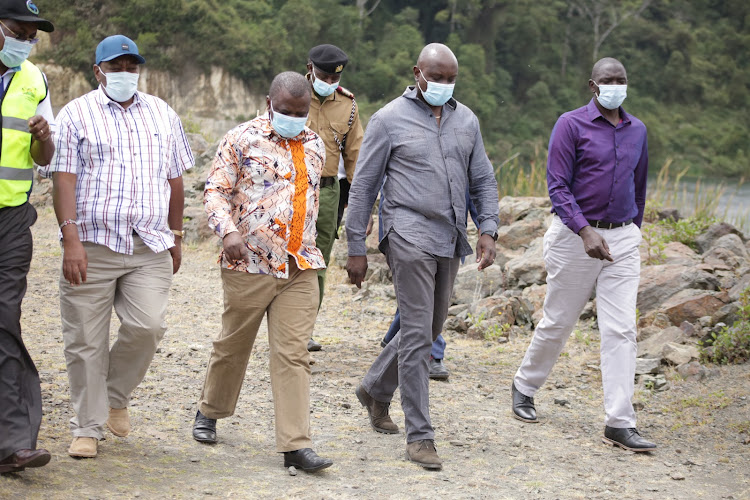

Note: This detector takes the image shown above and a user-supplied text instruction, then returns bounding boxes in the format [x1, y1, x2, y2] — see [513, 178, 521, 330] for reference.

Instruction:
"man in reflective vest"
[0, 0, 55, 474]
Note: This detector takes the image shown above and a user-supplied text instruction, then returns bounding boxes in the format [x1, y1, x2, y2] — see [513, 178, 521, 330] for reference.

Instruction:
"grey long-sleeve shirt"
[346, 86, 499, 258]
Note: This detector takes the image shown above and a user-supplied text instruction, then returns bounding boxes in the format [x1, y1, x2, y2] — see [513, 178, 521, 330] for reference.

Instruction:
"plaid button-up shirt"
[41, 87, 194, 254]
[204, 114, 326, 278]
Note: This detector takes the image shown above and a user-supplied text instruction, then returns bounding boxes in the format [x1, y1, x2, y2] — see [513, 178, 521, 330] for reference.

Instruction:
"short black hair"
[269, 71, 309, 101]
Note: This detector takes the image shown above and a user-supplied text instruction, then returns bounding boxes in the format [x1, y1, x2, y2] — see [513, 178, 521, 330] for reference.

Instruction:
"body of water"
[649, 176, 750, 234]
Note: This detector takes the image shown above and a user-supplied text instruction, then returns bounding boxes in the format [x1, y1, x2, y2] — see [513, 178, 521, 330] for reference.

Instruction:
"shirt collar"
[402, 85, 457, 110]
[96, 85, 142, 109]
[1, 66, 20, 78]
[586, 97, 631, 124]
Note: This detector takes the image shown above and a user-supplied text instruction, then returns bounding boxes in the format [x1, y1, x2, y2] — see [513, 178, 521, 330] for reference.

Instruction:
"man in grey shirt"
[346, 43, 499, 470]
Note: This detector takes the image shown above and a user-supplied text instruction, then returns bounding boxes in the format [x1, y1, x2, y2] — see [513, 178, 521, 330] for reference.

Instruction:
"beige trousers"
[198, 259, 318, 452]
[60, 237, 173, 439]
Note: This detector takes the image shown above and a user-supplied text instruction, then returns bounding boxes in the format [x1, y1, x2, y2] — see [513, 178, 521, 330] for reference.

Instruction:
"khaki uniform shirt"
[305, 75, 363, 182]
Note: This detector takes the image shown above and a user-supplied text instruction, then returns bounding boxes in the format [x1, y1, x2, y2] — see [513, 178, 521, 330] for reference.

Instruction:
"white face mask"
[594, 82, 627, 110]
[99, 67, 139, 102]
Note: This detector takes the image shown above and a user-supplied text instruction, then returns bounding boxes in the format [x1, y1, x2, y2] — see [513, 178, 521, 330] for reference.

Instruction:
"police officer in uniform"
[0, 0, 55, 474]
[305, 44, 363, 351]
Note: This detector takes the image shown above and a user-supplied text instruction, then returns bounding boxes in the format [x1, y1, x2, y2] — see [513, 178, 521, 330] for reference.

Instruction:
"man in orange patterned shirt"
[193, 72, 332, 472]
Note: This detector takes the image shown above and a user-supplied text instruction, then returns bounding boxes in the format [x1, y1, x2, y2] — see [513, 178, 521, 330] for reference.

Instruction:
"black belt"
[320, 176, 337, 188]
[587, 219, 633, 229]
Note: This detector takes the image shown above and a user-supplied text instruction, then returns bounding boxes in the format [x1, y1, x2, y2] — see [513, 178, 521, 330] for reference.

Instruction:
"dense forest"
[39, 0, 749, 177]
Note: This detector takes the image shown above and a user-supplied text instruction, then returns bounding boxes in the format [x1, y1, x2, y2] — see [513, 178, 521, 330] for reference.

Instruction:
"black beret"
[309, 44, 348, 74]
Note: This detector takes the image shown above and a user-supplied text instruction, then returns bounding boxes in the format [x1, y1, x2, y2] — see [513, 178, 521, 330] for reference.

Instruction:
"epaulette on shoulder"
[336, 86, 355, 99]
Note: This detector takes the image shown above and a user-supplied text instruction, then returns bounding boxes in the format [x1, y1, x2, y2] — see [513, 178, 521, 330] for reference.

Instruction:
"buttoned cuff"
[569, 213, 590, 235]
[347, 240, 367, 257]
[214, 220, 238, 240]
[478, 220, 498, 237]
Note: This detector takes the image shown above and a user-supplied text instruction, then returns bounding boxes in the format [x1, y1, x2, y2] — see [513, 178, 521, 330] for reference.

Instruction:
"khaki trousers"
[60, 237, 173, 439]
[198, 259, 318, 452]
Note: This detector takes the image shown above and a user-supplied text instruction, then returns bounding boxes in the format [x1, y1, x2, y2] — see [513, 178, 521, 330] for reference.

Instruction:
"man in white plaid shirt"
[40, 35, 194, 459]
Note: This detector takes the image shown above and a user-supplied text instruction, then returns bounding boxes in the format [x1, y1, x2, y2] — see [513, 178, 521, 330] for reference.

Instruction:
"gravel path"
[2, 207, 749, 499]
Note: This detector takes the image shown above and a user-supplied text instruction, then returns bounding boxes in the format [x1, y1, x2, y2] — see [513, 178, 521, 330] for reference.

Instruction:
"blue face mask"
[312, 67, 338, 97]
[0, 32, 34, 69]
[270, 102, 308, 139]
[418, 69, 455, 106]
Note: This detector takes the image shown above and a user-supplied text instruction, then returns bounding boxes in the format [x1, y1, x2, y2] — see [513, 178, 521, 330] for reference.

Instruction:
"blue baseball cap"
[95, 35, 146, 65]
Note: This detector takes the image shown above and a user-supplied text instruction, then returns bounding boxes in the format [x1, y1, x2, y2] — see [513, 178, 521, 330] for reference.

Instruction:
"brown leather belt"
[587, 219, 633, 229]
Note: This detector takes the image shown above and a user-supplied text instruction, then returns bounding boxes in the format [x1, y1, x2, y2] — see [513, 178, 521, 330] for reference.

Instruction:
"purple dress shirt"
[547, 98, 648, 234]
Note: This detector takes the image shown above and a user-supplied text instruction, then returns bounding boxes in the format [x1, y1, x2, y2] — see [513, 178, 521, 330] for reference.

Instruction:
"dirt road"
[2, 207, 748, 499]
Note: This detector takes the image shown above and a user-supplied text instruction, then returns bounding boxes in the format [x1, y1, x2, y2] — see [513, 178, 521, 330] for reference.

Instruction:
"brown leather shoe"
[0, 449, 51, 473]
[406, 440, 442, 470]
[107, 407, 130, 437]
[355, 384, 399, 434]
[68, 437, 98, 458]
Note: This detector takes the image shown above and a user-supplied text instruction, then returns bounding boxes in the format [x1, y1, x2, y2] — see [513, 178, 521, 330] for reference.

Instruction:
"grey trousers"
[362, 231, 460, 442]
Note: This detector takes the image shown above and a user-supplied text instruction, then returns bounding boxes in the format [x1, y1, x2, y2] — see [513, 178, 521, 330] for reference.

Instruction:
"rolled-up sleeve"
[204, 134, 241, 239]
[40, 107, 78, 178]
[169, 108, 195, 179]
[346, 115, 391, 256]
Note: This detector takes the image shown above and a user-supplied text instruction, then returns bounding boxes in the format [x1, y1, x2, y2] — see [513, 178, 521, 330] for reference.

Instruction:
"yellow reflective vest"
[0, 60, 47, 209]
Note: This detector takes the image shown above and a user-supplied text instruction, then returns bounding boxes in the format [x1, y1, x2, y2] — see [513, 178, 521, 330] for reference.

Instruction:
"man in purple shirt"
[511, 57, 656, 452]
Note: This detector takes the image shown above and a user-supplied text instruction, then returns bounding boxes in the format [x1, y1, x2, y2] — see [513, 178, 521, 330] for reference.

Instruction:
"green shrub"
[701, 287, 750, 365]
[657, 216, 717, 251]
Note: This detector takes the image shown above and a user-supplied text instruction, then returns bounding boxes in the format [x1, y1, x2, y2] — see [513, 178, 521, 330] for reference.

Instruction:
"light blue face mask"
[312, 67, 338, 97]
[0, 32, 34, 69]
[270, 101, 308, 139]
[418, 69, 455, 107]
[594, 82, 627, 110]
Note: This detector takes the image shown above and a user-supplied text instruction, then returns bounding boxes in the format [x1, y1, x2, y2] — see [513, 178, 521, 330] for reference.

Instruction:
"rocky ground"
[1, 206, 749, 499]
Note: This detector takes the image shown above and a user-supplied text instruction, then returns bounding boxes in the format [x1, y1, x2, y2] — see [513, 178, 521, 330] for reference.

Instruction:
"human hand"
[168, 237, 182, 274]
[345, 255, 368, 288]
[476, 233, 497, 270]
[62, 238, 88, 285]
[28, 115, 51, 143]
[223, 232, 250, 264]
[579, 226, 613, 261]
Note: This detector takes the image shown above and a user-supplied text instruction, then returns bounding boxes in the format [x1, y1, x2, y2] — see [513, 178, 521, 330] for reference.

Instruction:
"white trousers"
[514, 216, 642, 428]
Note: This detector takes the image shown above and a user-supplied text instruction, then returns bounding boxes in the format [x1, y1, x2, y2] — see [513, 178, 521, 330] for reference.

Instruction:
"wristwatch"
[482, 230, 498, 241]
[171, 229, 184, 238]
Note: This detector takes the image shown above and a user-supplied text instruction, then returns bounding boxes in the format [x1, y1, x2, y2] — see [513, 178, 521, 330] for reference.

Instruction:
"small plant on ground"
[658, 216, 717, 251]
[700, 287, 750, 364]
[484, 322, 511, 341]
[641, 223, 666, 265]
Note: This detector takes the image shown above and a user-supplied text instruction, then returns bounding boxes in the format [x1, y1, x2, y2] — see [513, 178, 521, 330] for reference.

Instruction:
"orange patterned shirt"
[204, 114, 326, 278]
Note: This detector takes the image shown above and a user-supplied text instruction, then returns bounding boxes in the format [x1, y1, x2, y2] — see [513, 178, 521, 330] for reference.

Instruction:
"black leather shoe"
[511, 382, 539, 423]
[283, 448, 333, 472]
[429, 358, 450, 381]
[602, 426, 657, 452]
[0, 449, 51, 474]
[192, 410, 217, 444]
[307, 339, 322, 352]
[380, 338, 388, 348]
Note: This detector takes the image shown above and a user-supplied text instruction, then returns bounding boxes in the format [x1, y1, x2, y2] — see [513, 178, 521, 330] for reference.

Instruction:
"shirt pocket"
[454, 128, 475, 159]
[329, 121, 349, 140]
[392, 131, 428, 161]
